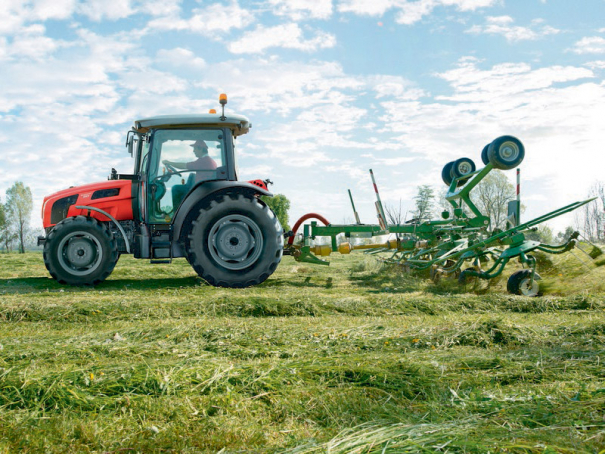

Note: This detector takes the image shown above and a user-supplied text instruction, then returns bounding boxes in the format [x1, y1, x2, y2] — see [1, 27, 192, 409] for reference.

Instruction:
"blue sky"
[1, 0, 605, 232]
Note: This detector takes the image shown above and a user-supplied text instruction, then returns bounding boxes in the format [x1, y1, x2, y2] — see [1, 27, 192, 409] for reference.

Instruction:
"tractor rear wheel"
[507, 270, 540, 296]
[186, 193, 283, 288]
[43, 216, 119, 286]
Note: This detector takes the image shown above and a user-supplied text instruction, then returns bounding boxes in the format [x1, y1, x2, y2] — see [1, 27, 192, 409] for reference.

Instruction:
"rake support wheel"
[442, 161, 455, 187]
[488, 136, 525, 170]
[507, 270, 541, 297]
[450, 157, 476, 184]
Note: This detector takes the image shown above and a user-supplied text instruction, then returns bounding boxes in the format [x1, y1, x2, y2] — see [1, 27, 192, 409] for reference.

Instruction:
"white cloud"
[1, 24, 65, 61]
[0, 27, 163, 216]
[31, 0, 78, 20]
[136, 0, 181, 17]
[155, 48, 207, 71]
[585, 60, 605, 69]
[147, 1, 255, 35]
[376, 58, 605, 228]
[268, 0, 333, 20]
[238, 164, 273, 180]
[571, 36, 605, 54]
[337, 0, 396, 17]
[394, 1, 436, 25]
[0, 0, 78, 34]
[338, 0, 498, 24]
[77, 0, 134, 21]
[466, 16, 560, 42]
[227, 23, 336, 54]
[369, 75, 427, 99]
[197, 58, 363, 114]
[0, 0, 183, 35]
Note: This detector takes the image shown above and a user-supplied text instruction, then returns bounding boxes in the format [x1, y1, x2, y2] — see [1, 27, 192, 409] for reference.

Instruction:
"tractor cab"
[124, 111, 251, 224]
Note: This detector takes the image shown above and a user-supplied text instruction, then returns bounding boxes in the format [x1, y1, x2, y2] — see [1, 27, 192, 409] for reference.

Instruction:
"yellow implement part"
[338, 240, 399, 254]
[310, 245, 332, 257]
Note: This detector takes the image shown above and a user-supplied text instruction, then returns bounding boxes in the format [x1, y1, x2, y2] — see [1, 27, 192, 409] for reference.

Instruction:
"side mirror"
[127, 133, 134, 156]
[126, 130, 139, 156]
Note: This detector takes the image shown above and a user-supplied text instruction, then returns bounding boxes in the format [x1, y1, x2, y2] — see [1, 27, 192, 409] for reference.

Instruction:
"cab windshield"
[147, 129, 226, 223]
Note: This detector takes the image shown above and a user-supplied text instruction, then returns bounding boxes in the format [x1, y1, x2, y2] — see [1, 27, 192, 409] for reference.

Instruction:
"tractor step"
[150, 240, 173, 264]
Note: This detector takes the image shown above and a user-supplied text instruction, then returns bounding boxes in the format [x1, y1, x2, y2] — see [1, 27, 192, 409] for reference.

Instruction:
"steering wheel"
[154, 161, 182, 183]
[162, 161, 182, 176]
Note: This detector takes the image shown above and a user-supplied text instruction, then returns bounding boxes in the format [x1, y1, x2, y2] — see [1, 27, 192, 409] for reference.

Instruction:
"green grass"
[1, 251, 605, 453]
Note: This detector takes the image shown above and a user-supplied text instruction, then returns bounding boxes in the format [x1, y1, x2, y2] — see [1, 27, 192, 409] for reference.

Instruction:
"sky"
[1, 0, 605, 234]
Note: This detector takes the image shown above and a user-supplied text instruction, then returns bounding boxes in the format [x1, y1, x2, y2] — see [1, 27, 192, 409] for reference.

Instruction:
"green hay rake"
[285, 136, 599, 296]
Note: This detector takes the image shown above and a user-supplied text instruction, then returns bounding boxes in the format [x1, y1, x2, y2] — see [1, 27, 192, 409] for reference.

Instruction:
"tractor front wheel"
[43, 216, 119, 286]
[186, 193, 283, 288]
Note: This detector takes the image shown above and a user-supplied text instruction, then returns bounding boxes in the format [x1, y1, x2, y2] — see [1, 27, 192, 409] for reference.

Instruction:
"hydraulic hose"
[288, 213, 331, 246]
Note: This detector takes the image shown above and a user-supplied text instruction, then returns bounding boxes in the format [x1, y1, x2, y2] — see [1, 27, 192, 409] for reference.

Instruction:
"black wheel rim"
[208, 214, 264, 270]
[57, 232, 103, 276]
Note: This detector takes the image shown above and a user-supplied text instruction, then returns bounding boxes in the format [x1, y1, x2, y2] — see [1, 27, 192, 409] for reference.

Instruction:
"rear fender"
[172, 181, 272, 243]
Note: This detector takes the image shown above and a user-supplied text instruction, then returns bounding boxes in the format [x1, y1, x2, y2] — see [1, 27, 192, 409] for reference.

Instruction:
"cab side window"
[147, 130, 225, 223]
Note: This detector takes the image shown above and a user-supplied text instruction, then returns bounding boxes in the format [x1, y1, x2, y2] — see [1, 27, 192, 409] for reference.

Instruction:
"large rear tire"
[186, 193, 283, 288]
[43, 216, 119, 286]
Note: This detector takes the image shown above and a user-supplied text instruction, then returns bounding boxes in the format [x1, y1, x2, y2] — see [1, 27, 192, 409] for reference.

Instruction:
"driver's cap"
[190, 140, 208, 149]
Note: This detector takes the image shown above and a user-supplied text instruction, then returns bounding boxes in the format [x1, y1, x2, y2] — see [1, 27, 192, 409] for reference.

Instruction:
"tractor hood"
[42, 179, 134, 229]
[44, 180, 130, 202]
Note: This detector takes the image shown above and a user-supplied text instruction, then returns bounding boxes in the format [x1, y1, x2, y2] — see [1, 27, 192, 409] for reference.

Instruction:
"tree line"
[0, 182, 33, 253]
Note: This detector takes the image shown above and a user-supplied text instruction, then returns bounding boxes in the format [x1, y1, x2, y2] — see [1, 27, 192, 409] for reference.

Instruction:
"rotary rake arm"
[286, 135, 599, 296]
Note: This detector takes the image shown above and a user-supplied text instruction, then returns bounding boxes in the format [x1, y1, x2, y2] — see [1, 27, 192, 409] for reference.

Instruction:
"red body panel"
[247, 179, 268, 191]
[42, 180, 134, 229]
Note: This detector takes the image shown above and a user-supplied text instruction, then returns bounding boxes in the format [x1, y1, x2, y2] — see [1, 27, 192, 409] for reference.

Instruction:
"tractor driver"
[162, 139, 218, 183]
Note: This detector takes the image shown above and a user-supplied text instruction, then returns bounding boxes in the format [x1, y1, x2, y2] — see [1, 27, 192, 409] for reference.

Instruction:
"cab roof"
[133, 113, 251, 136]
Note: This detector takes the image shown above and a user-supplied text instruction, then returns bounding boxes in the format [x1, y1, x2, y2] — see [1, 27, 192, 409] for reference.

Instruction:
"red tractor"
[38, 95, 283, 288]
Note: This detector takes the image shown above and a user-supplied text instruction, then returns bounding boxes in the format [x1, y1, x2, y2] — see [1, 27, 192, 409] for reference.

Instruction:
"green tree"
[5, 181, 33, 254]
[555, 226, 575, 244]
[261, 194, 291, 231]
[412, 185, 435, 222]
[470, 170, 516, 230]
[526, 224, 554, 244]
[0, 199, 11, 252]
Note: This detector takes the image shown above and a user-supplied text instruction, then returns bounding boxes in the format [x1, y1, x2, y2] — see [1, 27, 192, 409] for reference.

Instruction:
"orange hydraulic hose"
[287, 213, 331, 246]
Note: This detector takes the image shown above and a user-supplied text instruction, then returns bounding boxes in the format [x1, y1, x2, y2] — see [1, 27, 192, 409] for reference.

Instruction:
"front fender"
[172, 181, 273, 243]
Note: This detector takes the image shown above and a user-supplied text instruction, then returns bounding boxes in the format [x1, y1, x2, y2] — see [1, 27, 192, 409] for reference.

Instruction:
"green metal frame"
[288, 156, 597, 290]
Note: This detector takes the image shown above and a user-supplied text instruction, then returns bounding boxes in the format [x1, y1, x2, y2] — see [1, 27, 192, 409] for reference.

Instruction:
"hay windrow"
[1, 251, 604, 452]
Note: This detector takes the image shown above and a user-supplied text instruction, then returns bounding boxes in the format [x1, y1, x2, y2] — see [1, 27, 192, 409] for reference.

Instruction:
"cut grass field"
[1, 249, 605, 453]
